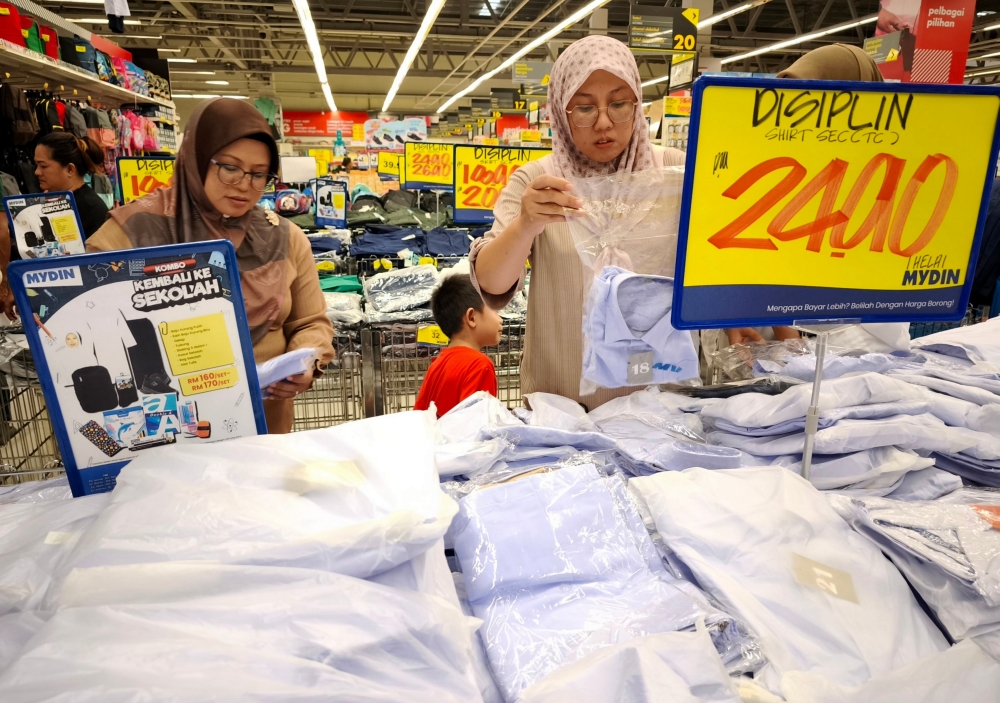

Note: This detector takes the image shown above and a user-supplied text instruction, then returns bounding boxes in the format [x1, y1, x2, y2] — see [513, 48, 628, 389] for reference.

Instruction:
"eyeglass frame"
[209, 158, 276, 191]
[564, 100, 639, 128]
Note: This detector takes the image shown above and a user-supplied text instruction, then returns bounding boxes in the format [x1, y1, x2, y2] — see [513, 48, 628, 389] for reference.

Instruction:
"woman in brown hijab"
[87, 98, 334, 434]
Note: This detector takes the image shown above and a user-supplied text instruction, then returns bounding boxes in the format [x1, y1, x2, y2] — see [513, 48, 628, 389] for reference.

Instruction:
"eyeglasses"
[565, 100, 637, 128]
[210, 159, 275, 191]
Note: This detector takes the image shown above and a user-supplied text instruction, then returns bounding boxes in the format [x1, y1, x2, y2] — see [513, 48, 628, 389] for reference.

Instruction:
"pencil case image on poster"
[8, 241, 267, 497]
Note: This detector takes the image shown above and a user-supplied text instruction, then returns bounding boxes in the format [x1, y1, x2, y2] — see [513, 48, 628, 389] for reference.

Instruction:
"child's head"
[431, 274, 503, 348]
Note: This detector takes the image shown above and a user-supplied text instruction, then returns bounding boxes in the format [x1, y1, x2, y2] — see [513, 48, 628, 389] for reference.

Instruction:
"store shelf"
[0, 40, 175, 109]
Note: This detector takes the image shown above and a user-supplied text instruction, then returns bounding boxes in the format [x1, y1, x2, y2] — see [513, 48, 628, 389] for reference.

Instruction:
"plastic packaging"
[0, 494, 110, 616]
[363, 264, 440, 313]
[256, 347, 318, 393]
[451, 463, 745, 701]
[709, 339, 813, 382]
[57, 412, 456, 584]
[1, 563, 484, 703]
[0, 477, 73, 504]
[630, 467, 948, 695]
[323, 292, 366, 327]
[565, 167, 699, 396]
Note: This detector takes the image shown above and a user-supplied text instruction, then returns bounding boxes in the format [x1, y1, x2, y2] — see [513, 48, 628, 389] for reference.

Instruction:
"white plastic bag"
[58, 412, 456, 584]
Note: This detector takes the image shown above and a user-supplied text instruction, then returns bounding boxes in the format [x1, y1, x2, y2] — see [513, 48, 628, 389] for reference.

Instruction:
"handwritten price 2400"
[410, 153, 452, 178]
[708, 153, 957, 257]
[460, 163, 521, 209]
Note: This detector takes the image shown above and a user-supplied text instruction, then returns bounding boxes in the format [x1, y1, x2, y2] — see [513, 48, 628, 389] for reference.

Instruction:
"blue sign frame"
[3, 191, 86, 258]
[403, 142, 455, 192]
[671, 75, 1000, 330]
[310, 178, 348, 228]
[9, 241, 268, 497]
[452, 145, 551, 224]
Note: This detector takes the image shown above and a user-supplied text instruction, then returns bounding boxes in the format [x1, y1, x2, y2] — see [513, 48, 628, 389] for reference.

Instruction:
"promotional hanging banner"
[453, 145, 550, 223]
[311, 178, 348, 228]
[116, 156, 175, 205]
[9, 241, 267, 496]
[672, 76, 1000, 329]
[3, 192, 86, 259]
[404, 142, 455, 191]
[377, 151, 404, 181]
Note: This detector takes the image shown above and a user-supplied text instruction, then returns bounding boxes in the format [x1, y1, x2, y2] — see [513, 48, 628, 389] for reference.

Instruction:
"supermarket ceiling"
[41, 0, 1000, 112]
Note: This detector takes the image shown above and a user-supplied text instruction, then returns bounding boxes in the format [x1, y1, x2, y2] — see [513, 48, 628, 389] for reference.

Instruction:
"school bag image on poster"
[124, 317, 171, 394]
[71, 365, 119, 414]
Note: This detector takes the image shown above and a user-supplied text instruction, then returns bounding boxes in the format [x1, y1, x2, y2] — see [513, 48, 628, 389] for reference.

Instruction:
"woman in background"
[87, 98, 334, 433]
[33, 132, 109, 238]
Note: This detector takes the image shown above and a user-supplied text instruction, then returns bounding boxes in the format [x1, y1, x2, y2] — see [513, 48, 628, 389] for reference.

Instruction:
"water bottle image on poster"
[8, 241, 267, 497]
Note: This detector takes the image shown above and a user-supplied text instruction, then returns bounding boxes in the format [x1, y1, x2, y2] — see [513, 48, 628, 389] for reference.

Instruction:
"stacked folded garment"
[911, 317, 1000, 365]
[630, 467, 949, 695]
[834, 490, 1000, 645]
[754, 352, 899, 381]
[701, 374, 966, 498]
[363, 264, 440, 314]
[323, 292, 366, 327]
[350, 226, 425, 258]
[426, 228, 474, 257]
[452, 463, 761, 702]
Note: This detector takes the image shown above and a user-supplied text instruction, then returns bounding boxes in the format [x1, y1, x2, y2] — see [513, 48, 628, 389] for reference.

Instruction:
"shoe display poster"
[365, 116, 427, 152]
[453, 145, 550, 224]
[673, 76, 1000, 329]
[404, 142, 455, 191]
[310, 178, 348, 228]
[8, 240, 267, 497]
[3, 192, 87, 260]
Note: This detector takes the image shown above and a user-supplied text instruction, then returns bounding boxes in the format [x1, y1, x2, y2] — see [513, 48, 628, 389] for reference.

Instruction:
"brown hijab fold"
[777, 44, 885, 82]
[110, 98, 289, 344]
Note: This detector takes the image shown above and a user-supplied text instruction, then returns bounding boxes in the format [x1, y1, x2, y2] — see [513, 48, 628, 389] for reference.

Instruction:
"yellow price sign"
[117, 157, 174, 205]
[377, 151, 402, 178]
[403, 142, 454, 189]
[454, 145, 549, 224]
[520, 129, 542, 143]
[417, 325, 449, 346]
[674, 79, 1000, 328]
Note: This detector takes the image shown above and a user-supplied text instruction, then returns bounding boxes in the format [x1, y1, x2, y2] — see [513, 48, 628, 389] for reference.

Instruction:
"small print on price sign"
[404, 142, 455, 191]
[672, 76, 1000, 329]
[116, 157, 175, 205]
[453, 145, 550, 223]
[378, 151, 403, 181]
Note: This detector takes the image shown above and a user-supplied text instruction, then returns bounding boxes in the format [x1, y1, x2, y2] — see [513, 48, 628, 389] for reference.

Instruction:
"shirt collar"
[601, 268, 678, 349]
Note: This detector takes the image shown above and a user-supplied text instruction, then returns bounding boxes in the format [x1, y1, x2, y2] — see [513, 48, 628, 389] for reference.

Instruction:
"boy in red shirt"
[414, 273, 503, 417]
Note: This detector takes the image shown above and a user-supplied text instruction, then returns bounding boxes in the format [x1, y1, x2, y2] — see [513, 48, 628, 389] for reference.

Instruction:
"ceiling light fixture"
[721, 14, 877, 64]
[641, 74, 670, 88]
[291, 0, 337, 112]
[697, 0, 772, 28]
[174, 94, 248, 99]
[206, 80, 230, 85]
[171, 70, 216, 75]
[167, 58, 197, 63]
[96, 33, 161, 39]
[983, 21, 1000, 31]
[971, 50, 1000, 60]
[383, 0, 447, 112]
[438, 0, 610, 113]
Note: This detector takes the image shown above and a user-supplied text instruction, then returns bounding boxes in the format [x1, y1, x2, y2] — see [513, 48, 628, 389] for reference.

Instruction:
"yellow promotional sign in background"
[684, 85, 998, 291]
[453, 145, 550, 223]
[378, 151, 402, 178]
[117, 157, 175, 205]
[403, 142, 454, 188]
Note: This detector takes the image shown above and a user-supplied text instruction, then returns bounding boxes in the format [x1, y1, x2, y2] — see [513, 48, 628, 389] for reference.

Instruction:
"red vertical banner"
[914, 0, 975, 84]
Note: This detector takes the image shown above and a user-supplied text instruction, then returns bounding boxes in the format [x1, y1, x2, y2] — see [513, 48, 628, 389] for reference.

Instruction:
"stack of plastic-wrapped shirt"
[0, 412, 497, 703]
[699, 373, 971, 500]
[362, 263, 440, 323]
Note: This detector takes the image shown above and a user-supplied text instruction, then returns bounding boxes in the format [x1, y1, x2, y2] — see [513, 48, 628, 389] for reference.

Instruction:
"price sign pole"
[672, 75, 1000, 483]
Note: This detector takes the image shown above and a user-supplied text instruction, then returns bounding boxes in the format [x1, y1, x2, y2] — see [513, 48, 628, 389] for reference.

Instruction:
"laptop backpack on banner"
[0, 3, 25, 47]
[72, 366, 119, 414]
[124, 318, 168, 393]
[37, 25, 58, 59]
[19, 17, 42, 54]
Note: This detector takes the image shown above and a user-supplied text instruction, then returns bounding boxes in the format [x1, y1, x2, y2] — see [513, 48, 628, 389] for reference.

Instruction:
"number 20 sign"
[453, 145, 550, 223]
[672, 76, 1000, 329]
